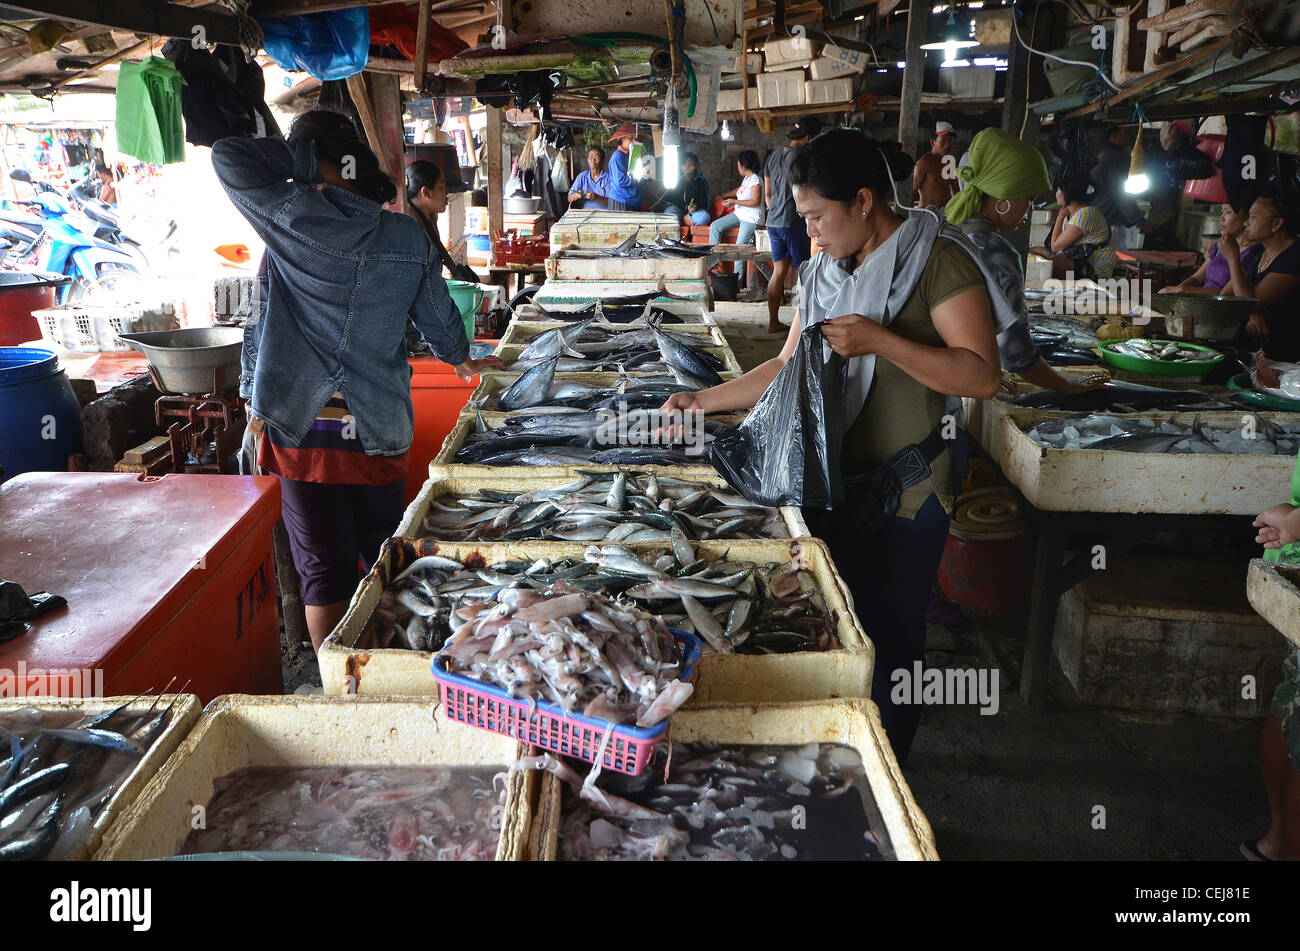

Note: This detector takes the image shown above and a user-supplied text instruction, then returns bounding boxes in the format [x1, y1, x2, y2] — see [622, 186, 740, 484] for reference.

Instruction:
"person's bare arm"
[820, 286, 1001, 398]
[1254, 271, 1300, 311]
[663, 318, 802, 413]
[1050, 220, 1086, 252]
[1223, 243, 1254, 299]
[1164, 257, 1210, 292]
[733, 182, 762, 208]
[764, 175, 772, 208]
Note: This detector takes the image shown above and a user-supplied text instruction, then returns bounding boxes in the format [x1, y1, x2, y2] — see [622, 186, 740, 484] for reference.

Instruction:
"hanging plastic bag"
[259, 7, 369, 81]
[709, 325, 845, 508]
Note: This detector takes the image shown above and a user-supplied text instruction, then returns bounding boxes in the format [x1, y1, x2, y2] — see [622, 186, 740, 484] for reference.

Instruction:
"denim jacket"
[212, 136, 469, 456]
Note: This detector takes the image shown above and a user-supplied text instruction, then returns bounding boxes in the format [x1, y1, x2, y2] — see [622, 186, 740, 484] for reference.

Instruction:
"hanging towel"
[116, 57, 186, 164]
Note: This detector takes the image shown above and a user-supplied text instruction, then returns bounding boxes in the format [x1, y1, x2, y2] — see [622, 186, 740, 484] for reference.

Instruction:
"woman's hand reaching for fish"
[1254, 504, 1300, 549]
[819, 315, 884, 357]
[454, 355, 503, 381]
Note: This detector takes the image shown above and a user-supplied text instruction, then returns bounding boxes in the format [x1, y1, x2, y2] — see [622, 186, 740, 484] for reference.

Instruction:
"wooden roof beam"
[0, 0, 241, 46]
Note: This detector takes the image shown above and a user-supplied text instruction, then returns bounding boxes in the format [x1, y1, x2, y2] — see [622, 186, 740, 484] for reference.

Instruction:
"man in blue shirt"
[605, 123, 642, 211]
[567, 146, 611, 209]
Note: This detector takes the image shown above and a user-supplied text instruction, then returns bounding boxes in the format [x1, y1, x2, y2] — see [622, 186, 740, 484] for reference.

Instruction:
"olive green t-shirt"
[841, 238, 987, 518]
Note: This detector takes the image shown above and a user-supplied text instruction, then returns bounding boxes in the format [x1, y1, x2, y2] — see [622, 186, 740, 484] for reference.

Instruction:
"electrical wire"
[1010, 1, 1123, 94]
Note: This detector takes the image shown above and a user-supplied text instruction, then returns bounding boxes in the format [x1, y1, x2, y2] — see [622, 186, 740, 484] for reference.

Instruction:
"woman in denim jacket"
[214, 111, 499, 649]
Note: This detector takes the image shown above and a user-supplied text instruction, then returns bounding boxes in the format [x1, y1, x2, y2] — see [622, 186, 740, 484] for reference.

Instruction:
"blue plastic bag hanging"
[259, 7, 369, 81]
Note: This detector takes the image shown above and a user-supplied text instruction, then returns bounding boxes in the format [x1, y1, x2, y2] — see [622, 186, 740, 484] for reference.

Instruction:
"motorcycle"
[6, 170, 143, 303]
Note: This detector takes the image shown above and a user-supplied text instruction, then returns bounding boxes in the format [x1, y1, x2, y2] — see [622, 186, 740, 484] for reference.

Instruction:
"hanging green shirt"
[116, 57, 185, 165]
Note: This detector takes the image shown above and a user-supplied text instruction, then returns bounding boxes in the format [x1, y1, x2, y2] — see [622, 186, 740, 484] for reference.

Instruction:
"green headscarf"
[944, 127, 1052, 226]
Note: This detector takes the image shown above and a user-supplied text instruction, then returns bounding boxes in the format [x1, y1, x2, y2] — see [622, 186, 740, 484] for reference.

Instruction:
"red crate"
[0, 472, 283, 702]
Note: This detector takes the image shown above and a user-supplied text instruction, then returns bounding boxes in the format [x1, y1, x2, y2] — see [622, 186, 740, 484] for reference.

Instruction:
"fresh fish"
[1014, 381, 1226, 412]
[498, 355, 560, 411]
[652, 323, 724, 388]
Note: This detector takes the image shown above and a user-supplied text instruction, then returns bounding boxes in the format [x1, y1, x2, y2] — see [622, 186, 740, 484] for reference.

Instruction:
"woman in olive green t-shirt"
[663, 129, 1000, 763]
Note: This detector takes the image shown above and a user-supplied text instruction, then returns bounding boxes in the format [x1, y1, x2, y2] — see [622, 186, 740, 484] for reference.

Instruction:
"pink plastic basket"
[431, 630, 701, 776]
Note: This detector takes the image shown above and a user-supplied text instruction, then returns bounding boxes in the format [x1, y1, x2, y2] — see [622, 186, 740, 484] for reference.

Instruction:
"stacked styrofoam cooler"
[749, 37, 864, 110]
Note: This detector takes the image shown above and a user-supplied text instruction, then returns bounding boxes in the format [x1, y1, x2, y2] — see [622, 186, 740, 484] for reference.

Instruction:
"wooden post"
[414, 0, 432, 93]
[487, 107, 505, 251]
[346, 72, 408, 212]
[898, 0, 927, 162]
[741, 28, 749, 122]
[1002, 1, 1054, 143]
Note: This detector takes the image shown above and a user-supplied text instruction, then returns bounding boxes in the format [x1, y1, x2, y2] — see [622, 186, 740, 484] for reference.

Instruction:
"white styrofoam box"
[938, 65, 996, 100]
[466, 206, 489, 234]
[1029, 223, 1051, 245]
[816, 41, 867, 75]
[809, 56, 865, 80]
[803, 77, 853, 106]
[763, 35, 819, 70]
[755, 229, 771, 253]
[758, 70, 806, 108]
[716, 86, 756, 113]
[1030, 209, 1053, 225]
[1025, 258, 1053, 286]
[724, 52, 762, 73]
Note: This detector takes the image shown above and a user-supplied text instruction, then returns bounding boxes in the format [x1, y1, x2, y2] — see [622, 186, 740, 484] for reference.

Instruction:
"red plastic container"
[936, 488, 1030, 616]
[0, 472, 283, 702]
[0, 271, 70, 347]
[405, 353, 484, 503]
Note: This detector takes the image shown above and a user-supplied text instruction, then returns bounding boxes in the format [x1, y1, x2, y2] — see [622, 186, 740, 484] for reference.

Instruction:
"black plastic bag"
[709, 325, 845, 508]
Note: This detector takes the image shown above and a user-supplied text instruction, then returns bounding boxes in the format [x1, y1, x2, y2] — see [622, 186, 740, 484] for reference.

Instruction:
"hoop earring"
[994, 199, 1012, 215]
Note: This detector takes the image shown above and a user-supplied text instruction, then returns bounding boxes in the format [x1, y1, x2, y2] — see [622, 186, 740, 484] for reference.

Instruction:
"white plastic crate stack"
[752, 37, 861, 111]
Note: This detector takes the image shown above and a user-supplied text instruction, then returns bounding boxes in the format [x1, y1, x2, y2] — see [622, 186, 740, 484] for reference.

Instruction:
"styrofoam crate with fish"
[548, 209, 682, 248]
[499, 319, 728, 351]
[465, 369, 739, 418]
[545, 240, 711, 282]
[1000, 409, 1299, 514]
[318, 538, 871, 705]
[494, 340, 742, 377]
[530, 281, 710, 310]
[510, 298, 714, 327]
[528, 699, 936, 861]
[395, 471, 810, 541]
[94, 696, 536, 861]
[0, 694, 200, 861]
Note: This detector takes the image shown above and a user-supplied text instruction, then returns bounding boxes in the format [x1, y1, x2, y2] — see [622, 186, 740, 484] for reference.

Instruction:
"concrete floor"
[714, 299, 1271, 861]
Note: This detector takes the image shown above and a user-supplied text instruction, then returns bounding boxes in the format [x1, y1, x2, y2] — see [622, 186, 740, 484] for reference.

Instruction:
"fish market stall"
[0, 694, 199, 861]
[95, 696, 536, 861]
[546, 243, 712, 283]
[492, 322, 742, 376]
[1247, 559, 1300, 650]
[528, 700, 936, 861]
[512, 299, 715, 326]
[317, 537, 872, 705]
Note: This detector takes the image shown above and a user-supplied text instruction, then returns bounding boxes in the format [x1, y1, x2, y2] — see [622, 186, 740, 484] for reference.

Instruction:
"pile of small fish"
[510, 318, 727, 376]
[558, 234, 712, 259]
[1, 696, 178, 860]
[181, 765, 506, 861]
[453, 411, 727, 468]
[521, 742, 883, 861]
[419, 471, 789, 541]
[1027, 413, 1300, 454]
[1107, 339, 1221, 363]
[439, 587, 694, 727]
[368, 542, 834, 656]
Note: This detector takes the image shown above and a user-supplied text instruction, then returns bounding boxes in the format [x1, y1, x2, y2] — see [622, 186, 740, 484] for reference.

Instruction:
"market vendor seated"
[1220, 186, 1300, 361]
[567, 146, 610, 210]
[660, 152, 711, 225]
[1029, 179, 1118, 281]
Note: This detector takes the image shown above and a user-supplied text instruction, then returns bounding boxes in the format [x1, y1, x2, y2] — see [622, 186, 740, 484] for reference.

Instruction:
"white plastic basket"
[33, 307, 131, 353]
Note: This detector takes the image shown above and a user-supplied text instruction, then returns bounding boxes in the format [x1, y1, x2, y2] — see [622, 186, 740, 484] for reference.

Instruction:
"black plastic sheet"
[710, 325, 845, 508]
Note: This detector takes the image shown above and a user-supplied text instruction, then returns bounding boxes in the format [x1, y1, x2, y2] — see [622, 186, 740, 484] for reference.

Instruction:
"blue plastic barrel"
[0, 347, 84, 483]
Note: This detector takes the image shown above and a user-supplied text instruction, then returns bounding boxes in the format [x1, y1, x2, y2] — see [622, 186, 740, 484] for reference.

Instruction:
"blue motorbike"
[6, 170, 142, 303]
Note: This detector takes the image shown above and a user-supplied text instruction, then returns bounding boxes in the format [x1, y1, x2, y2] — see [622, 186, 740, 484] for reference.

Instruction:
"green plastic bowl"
[1226, 372, 1300, 412]
[1096, 339, 1223, 378]
[446, 280, 483, 340]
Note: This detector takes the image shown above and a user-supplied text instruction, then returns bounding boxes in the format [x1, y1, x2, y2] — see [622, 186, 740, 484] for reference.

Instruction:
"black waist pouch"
[813, 429, 948, 541]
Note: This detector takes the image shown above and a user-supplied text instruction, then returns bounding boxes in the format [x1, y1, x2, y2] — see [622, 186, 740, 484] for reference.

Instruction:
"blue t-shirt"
[569, 168, 610, 208]
[607, 147, 641, 205]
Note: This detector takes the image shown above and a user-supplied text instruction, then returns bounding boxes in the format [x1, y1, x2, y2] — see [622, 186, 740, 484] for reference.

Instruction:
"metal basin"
[117, 327, 243, 394]
[1151, 292, 1257, 342]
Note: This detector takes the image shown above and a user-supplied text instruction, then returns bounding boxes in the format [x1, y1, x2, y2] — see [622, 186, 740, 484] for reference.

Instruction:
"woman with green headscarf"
[947, 128, 1102, 396]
